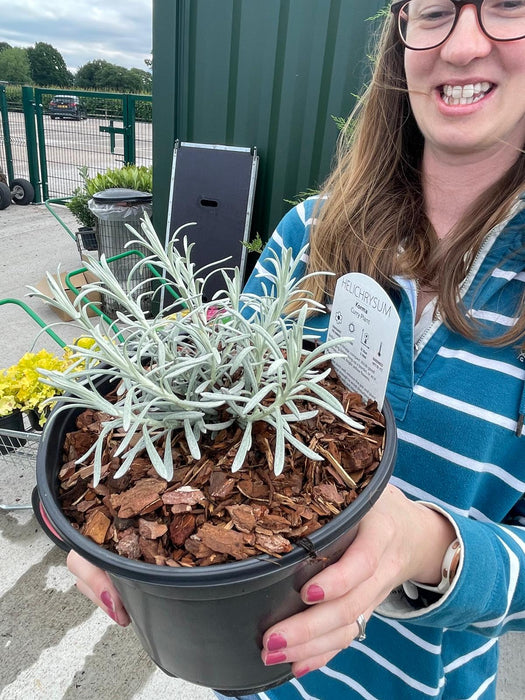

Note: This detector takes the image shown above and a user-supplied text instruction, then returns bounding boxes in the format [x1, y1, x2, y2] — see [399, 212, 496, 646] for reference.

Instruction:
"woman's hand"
[67, 550, 131, 626]
[261, 484, 456, 677]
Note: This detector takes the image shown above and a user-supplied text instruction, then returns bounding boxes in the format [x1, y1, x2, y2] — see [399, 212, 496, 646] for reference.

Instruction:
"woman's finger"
[263, 592, 365, 650]
[290, 649, 340, 679]
[262, 596, 380, 667]
[263, 611, 371, 667]
[67, 551, 131, 626]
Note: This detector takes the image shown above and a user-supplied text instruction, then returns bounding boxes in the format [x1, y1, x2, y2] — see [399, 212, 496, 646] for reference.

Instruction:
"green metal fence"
[0, 85, 152, 203]
[0, 83, 28, 185]
[34, 88, 152, 201]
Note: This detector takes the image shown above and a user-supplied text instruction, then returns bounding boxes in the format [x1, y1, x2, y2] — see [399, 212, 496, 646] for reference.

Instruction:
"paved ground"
[0, 203, 214, 700]
[0, 203, 523, 699]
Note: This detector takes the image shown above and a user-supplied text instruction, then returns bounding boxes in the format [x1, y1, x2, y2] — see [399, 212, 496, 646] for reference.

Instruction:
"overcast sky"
[0, 0, 152, 72]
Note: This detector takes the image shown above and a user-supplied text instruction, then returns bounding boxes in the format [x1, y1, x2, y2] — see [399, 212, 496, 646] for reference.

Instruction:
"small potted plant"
[0, 374, 26, 451]
[33, 218, 396, 695]
[0, 348, 78, 443]
[65, 164, 153, 250]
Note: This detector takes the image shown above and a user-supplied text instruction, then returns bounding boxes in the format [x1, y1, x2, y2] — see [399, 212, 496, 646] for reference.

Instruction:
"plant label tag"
[327, 273, 400, 410]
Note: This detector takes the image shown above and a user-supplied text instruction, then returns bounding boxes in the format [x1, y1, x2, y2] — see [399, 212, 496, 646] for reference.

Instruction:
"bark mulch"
[58, 368, 386, 567]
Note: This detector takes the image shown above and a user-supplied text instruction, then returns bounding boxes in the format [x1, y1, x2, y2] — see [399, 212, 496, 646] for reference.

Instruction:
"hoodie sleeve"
[243, 198, 318, 298]
[377, 501, 525, 638]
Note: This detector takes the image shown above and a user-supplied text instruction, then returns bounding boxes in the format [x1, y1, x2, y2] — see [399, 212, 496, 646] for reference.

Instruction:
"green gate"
[33, 88, 152, 201]
[1, 87, 152, 203]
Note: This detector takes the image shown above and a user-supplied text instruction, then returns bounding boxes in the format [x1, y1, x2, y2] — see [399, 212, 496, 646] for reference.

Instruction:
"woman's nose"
[439, 5, 492, 64]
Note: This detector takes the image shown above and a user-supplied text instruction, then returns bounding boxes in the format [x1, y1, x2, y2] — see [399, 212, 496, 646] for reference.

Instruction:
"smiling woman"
[42, 2, 525, 700]
[393, 0, 525, 49]
[403, 1, 525, 167]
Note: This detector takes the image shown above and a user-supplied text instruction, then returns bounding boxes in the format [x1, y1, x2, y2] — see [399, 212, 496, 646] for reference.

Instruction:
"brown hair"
[300, 13, 525, 347]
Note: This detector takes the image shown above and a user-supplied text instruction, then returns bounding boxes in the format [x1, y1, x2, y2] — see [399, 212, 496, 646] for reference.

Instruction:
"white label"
[327, 273, 400, 410]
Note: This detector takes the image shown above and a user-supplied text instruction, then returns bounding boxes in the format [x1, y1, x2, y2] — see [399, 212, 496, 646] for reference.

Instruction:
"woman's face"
[404, 5, 525, 160]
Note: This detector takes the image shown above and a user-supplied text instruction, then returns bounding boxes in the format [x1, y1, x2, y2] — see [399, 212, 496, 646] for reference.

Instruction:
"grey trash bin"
[88, 188, 153, 316]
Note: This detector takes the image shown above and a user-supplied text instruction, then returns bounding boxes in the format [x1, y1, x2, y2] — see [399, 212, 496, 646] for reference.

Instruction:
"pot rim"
[37, 399, 396, 586]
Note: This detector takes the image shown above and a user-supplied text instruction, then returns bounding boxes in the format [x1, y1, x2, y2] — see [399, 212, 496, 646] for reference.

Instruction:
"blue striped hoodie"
[242, 195, 525, 700]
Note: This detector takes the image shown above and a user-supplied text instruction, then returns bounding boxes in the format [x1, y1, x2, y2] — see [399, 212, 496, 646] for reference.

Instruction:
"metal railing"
[0, 85, 152, 203]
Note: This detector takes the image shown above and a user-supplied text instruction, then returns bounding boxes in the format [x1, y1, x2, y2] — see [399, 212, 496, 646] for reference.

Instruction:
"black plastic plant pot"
[78, 227, 98, 251]
[36, 398, 397, 696]
[0, 411, 26, 453]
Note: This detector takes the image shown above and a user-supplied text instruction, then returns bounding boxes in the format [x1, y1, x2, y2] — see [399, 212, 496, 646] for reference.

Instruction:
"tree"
[74, 59, 106, 89]
[0, 42, 12, 54]
[75, 59, 151, 93]
[128, 68, 152, 93]
[0, 47, 31, 84]
[75, 59, 120, 89]
[27, 42, 73, 87]
[97, 63, 131, 92]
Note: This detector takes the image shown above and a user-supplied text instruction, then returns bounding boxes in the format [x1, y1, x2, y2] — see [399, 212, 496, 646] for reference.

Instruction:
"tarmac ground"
[0, 203, 523, 699]
[0, 202, 214, 700]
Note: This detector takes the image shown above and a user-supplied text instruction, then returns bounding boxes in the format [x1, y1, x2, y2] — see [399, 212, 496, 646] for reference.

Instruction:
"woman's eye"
[419, 9, 454, 24]
[489, 0, 525, 11]
[412, 2, 455, 24]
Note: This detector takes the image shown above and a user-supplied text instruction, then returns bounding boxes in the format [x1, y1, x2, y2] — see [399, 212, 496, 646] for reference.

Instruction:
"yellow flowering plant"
[0, 340, 94, 424]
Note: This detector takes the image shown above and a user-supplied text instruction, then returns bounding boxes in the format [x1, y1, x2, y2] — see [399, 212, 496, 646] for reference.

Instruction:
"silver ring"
[356, 614, 367, 641]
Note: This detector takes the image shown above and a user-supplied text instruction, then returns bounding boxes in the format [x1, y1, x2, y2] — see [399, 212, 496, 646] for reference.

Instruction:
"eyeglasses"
[391, 0, 525, 51]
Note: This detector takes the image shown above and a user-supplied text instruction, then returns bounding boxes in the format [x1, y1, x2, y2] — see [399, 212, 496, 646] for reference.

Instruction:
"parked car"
[48, 95, 87, 121]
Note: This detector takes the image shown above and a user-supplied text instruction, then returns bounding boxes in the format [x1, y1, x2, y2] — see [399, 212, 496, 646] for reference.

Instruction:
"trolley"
[45, 197, 98, 259]
[0, 426, 41, 511]
[0, 298, 65, 513]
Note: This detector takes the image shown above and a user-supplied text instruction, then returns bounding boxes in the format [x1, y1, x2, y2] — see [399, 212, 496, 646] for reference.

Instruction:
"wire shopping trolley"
[0, 427, 41, 511]
[0, 298, 66, 514]
[0, 419, 68, 551]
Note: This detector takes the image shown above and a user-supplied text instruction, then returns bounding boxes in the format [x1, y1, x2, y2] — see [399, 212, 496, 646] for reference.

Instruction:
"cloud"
[0, 0, 152, 71]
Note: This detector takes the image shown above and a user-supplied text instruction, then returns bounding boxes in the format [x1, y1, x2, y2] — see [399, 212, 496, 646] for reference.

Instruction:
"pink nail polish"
[294, 667, 310, 679]
[100, 590, 115, 613]
[106, 608, 119, 623]
[306, 584, 324, 602]
[265, 651, 287, 666]
[267, 633, 287, 651]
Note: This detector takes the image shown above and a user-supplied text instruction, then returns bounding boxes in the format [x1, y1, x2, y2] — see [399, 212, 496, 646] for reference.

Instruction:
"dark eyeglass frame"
[390, 0, 525, 50]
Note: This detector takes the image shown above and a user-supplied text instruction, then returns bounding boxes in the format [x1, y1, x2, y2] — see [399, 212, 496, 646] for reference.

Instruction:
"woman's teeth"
[441, 81, 492, 105]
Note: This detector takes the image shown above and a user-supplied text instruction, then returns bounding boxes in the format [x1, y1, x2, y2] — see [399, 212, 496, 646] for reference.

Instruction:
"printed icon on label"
[361, 330, 370, 347]
[335, 311, 343, 324]
[349, 323, 355, 333]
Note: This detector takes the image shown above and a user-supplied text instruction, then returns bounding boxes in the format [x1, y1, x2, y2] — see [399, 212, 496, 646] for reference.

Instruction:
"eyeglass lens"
[398, 0, 525, 49]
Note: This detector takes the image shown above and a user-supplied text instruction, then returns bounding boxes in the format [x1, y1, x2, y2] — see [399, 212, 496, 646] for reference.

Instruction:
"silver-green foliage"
[30, 215, 361, 485]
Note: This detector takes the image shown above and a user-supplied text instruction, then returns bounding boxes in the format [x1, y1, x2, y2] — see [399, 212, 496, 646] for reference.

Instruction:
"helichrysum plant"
[30, 216, 362, 484]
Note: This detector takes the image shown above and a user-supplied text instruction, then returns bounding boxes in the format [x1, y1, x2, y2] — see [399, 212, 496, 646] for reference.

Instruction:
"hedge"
[3, 85, 152, 122]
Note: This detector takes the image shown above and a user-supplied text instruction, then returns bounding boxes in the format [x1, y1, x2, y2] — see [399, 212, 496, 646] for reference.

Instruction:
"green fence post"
[34, 88, 49, 202]
[22, 86, 41, 203]
[0, 84, 15, 184]
[109, 120, 116, 154]
[123, 95, 136, 165]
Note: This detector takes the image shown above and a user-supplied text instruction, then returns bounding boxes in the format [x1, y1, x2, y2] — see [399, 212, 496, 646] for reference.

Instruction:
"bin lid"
[92, 188, 152, 204]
